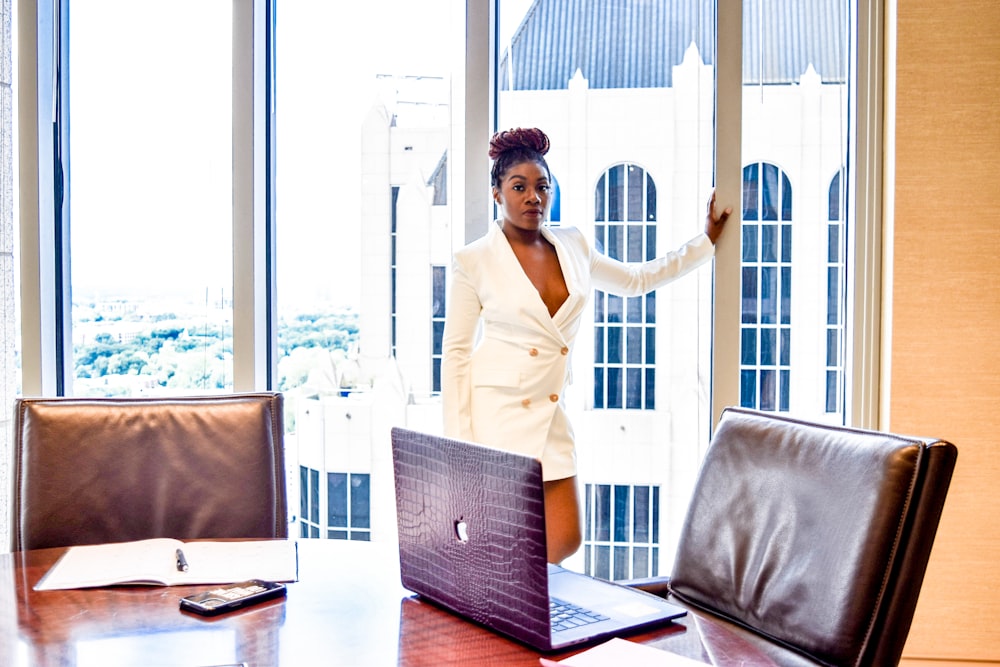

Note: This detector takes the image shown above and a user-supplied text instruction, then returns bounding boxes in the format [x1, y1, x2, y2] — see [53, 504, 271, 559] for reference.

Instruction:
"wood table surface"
[0, 539, 789, 666]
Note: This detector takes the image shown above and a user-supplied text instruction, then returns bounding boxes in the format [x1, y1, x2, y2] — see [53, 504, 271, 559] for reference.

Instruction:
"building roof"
[499, 0, 848, 90]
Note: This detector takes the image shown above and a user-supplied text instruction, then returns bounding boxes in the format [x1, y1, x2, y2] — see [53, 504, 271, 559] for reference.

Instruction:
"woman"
[442, 127, 731, 563]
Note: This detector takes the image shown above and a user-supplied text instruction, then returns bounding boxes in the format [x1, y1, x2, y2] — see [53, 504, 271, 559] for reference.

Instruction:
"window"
[11, 0, 880, 566]
[327, 472, 371, 541]
[584, 483, 660, 581]
[68, 1, 234, 397]
[497, 0, 719, 577]
[826, 170, 847, 414]
[299, 466, 320, 538]
[739, 162, 792, 412]
[593, 164, 659, 411]
[298, 467, 372, 541]
[431, 265, 446, 394]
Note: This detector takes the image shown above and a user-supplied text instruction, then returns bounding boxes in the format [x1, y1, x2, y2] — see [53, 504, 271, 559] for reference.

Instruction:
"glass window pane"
[497, 0, 728, 580]
[762, 163, 779, 220]
[760, 369, 776, 411]
[432, 266, 447, 317]
[633, 487, 650, 543]
[614, 546, 630, 580]
[328, 473, 347, 528]
[309, 468, 319, 524]
[781, 173, 793, 220]
[826, 370, 839, 412]
[632, 547, 650, 578]
[594, 546, 610, 581]
[627, 166, 643, 222]
[742, 164, 759, 220]
[595, 485, 610, 541]
[761, 224, 778, 262]
[70, 1, 233, 397]
[277, 0, 458, 545]
[608, 165, 625, 221]
[742, 225, 759, 263]
[607, 368, 623, 409]
[645, 175, 657, 222]
[351, 474, 371, 529]
[742, 267, 759, 323]
[595, 176, 606, 221]
[742, 0, 853, 423]
[608, 224, 624, 261]
[626, 328, 641, 364]
[608, 327, 622, 364]
[626, 368, 641, 409]
[652, 487, 660, 542]
[594, 368, 604, 409]
[827, 329, 839, 366]
[613, 486, 630, 542]
[627, 297, 642, 324]
[299, 466, 310, 523]
[741, 328, 757, 365]
[627, 224, 643, 262]
[741, 369, 757, 408]
[761, 328, 776, 366]
[761, 267, 777, 324]
[827, 267, 840, 324]
[645, 368, 655, 410]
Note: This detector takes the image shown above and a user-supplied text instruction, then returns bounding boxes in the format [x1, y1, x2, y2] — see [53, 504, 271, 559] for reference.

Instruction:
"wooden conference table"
[2, 539, 786, 666]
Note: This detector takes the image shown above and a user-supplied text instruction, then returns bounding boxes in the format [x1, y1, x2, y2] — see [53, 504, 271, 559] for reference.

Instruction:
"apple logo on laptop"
[454, 518, 469, 543]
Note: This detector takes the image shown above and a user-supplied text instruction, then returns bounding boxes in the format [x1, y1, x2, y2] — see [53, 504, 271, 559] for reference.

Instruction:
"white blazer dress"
[441, 220, 714, 481]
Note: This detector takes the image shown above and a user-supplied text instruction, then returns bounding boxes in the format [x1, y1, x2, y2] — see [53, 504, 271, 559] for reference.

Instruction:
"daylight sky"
[63, 0, 531, 307]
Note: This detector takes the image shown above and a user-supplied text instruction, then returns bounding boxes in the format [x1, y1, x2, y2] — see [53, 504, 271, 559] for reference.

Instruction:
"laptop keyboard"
[549, 597, 610, 633]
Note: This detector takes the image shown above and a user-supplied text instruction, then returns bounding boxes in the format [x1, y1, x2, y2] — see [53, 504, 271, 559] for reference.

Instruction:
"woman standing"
[442, 127, 731, 563]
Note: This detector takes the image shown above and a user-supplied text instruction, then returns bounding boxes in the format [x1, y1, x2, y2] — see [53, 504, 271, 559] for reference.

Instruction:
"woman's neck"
[500, 220, 543, 246]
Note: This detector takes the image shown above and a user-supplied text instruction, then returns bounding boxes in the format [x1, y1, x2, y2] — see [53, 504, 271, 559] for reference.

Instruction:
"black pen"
[175, 548, 189, 572]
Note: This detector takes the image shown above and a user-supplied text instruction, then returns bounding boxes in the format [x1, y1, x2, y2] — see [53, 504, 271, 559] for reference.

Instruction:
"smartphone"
[179, 579, 287, 616]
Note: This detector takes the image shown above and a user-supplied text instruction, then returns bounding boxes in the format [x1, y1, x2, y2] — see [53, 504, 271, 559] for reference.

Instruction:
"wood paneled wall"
[892, 0, 1000, 661]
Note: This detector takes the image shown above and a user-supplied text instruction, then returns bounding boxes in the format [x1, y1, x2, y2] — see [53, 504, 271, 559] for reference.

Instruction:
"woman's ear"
[491, 187, 500, 205]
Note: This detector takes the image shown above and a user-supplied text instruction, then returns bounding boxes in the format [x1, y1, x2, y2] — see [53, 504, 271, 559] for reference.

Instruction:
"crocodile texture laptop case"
[391, 428, 553, 649]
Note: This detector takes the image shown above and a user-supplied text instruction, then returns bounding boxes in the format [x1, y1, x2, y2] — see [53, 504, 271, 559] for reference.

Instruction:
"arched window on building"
[740, 162, 792, 411]
[826, 170, 847, 414]
[593, 163, 658, 410]
[549, 174, 561, 223]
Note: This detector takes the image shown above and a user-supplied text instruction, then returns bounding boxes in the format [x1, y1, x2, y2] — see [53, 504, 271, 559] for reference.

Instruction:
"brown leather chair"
[10, 392, 288, 552]
[629, 407, 957, 667]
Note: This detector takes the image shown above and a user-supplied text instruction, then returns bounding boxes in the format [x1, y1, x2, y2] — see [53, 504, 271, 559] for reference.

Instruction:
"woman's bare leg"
[543, 476, 582, 563]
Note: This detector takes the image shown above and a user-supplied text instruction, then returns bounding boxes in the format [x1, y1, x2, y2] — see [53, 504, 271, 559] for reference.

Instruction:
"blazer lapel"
[490, 222, 568, 343]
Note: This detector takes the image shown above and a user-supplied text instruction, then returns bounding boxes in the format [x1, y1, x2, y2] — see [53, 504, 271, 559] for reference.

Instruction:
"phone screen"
[179, 579, 287, 616]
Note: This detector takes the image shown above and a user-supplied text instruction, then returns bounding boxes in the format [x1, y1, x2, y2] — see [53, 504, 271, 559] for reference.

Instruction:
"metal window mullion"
[711, 0, 744, 430]
[232, 0, 276, 391]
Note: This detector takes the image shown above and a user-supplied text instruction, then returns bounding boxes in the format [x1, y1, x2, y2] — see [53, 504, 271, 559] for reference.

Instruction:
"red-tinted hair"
[489, 127, 551, 188]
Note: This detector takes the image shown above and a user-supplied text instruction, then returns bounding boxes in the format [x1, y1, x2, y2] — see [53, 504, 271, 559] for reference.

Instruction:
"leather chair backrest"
[669, 407, 957, 667]
[11, 393, 288, 552]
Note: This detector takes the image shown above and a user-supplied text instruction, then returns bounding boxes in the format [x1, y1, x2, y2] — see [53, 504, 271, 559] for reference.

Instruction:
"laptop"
[390, 427, 687, 652]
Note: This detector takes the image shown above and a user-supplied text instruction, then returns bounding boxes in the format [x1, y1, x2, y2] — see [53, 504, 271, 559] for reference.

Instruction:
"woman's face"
[493, 160, 551, 231]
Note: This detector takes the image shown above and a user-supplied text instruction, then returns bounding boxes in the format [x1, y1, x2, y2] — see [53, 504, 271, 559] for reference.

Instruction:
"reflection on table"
[1, 538, 782, 666]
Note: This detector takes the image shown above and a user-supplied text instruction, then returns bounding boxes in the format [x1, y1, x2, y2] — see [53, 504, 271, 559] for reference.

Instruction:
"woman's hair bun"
[489, 127, 550, 160]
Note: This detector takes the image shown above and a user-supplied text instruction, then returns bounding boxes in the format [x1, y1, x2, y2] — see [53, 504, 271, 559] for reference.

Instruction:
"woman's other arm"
[441, 259, 482, 440]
